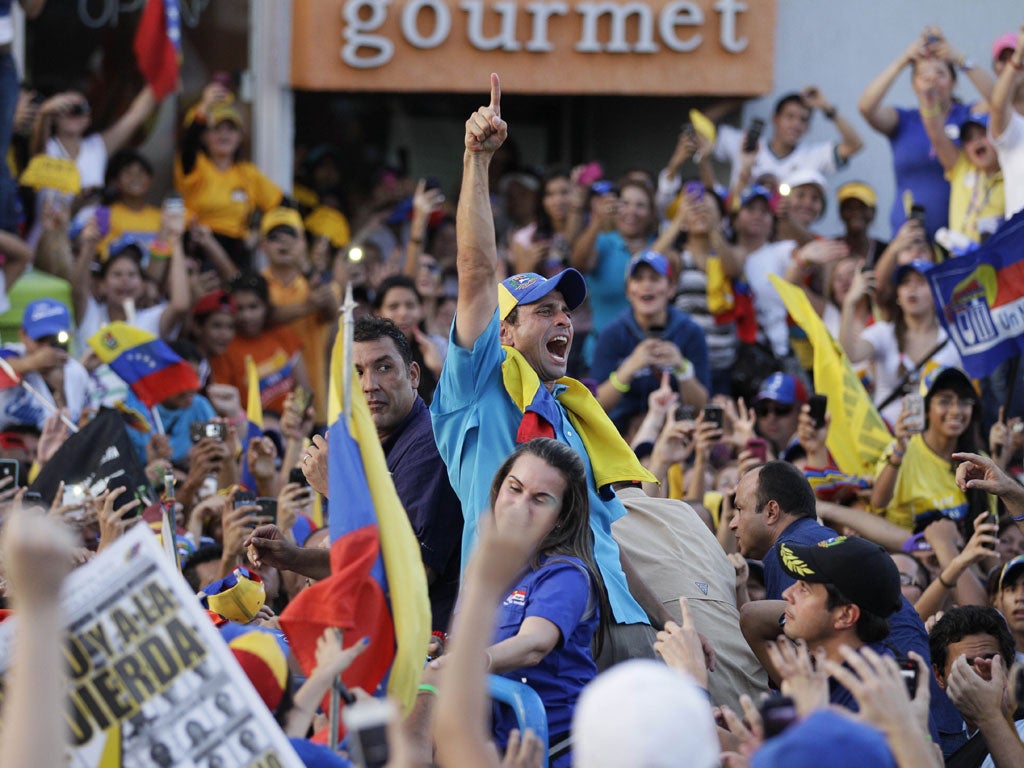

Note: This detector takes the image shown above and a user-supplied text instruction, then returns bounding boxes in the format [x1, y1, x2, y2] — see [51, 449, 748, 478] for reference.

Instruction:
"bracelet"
[674, 359, 695, 382]
[1012, 513, 1024, 522]
[485, 651, 493, 671]
[823, 106, 838, 120]
[417, 684, 439, 697]
[409, 236, 423, 245]
[608, 370, 631, 393]
[938, 572, 955, 589]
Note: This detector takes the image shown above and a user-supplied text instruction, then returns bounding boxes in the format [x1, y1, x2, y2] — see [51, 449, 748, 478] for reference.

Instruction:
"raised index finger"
[678, 596, 693, 629]
[489, 72, 501, 117]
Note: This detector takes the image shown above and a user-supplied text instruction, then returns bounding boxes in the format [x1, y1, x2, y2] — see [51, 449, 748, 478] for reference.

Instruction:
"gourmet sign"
[291, 0, 776, 94]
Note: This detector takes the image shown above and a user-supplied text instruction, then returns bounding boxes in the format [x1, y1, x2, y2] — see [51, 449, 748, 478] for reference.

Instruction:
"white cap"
[572, 661, 719, 768]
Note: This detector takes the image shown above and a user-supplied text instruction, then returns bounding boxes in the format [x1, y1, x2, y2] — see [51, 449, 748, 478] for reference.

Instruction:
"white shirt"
[45, 133, 108, 190]
[0, 346, 94, 431]
[714, 124, 838, 188]
[991, 110, 1024, 220]
[859, 321, 964, 426]
[744, 240, 797, 358]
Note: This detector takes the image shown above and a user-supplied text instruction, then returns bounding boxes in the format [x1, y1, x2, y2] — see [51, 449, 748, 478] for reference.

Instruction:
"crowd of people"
[1, 12, 1024, 768]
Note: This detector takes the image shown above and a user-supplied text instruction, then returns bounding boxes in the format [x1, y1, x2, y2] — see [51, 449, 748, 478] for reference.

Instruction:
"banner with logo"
[926, 209, 1024, 379]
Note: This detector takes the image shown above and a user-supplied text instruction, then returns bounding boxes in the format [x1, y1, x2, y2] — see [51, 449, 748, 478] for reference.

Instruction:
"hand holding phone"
[808, 394, 828, 430]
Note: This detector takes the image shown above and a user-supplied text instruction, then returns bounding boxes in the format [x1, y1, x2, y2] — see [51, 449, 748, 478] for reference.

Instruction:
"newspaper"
[0, 525, 303, 768]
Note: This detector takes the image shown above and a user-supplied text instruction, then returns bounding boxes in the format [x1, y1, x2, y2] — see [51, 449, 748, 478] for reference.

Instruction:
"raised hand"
[465, 73, 508, 155]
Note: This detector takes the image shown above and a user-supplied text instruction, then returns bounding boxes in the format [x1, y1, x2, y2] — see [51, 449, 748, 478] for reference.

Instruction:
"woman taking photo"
[857, 27, 991, 237]
[839, 259, 962, 427]
[482, 438, 609, 768]
[510, 167, 585, 278]
[871, 367, 987, 535]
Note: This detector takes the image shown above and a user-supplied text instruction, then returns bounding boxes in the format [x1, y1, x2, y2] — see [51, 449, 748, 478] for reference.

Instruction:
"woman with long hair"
[871, 367, 987, 535]
[839, 260, 962, 427]
[510, 167, 585, 278]
[482, 437, 609, 768]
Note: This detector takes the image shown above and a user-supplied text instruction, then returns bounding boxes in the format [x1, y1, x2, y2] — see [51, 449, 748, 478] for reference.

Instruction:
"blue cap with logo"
[627, 250, 670, 279]
[22, 299, 71, 340]
[739, 184, 772, 208]
[755, 372, 808, 405]
[498, 269, 588, 321]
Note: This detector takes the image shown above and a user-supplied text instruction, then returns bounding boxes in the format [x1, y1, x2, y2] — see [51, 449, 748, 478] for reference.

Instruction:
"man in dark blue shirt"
[247, 317, 462, 632]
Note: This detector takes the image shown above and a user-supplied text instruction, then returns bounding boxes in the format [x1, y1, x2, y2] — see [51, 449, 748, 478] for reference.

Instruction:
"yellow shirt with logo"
[875, 434, 967, 531]
[174, 153, 281, 240]
[946, 154, 1004, 244]
[98, 202, 163, 256]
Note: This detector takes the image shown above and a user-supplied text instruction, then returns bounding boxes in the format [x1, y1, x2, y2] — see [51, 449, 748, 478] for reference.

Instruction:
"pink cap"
[993, 31, 1018, 61]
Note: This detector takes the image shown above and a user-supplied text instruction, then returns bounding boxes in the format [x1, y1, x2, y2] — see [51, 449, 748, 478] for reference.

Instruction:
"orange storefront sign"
[291, 0, 776, 95]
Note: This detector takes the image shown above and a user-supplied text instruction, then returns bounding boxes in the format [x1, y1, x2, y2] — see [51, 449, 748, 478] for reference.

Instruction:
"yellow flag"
[768, 275, 893, 475]
[245, 355, 263, 430]
[689, 108, 717, 145]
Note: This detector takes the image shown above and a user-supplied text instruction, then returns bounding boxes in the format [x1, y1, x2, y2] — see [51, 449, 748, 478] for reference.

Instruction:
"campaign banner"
[926, 209, 1024, 379]
[29, 408, 155, 510]
[0, 525, 303, 767]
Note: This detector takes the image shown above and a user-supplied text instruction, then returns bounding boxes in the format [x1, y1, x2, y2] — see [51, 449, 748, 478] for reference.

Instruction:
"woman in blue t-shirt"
[858, 29, 984, 238]
[483, 438, 610, 768]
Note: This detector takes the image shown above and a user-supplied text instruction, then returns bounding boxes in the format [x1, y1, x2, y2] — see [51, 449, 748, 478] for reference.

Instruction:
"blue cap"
[894, 258, 934, 285]
[755, 372, 808, 405]
[961, 112, 990, 134]
[752, 710, 896, 768]
[627, 250, 670, 279]
[22, 299, 71, 340]
[739, 184, 772, 208]
[498, 270, 588, 321]
[107, 233, 150, 261]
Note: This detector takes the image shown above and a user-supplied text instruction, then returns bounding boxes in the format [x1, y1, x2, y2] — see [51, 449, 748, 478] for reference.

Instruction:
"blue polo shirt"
[430, 312, 647, 625]
[381, 395, 462, 632]
[492, 555, 598, 766]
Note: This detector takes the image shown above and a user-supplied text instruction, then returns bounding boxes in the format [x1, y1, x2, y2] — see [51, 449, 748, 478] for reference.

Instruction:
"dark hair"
[616, 180, 657, 238]
[228, 271, 270, 306]
[824, 583, 890, 644]
[105, 148, 153, 188]
[534, 166, 572, 241]
[754, 461, 817, 519]
[928, 605, 1015, 675]
[182, 545, 224, 592]
[168, 338, 202, 365]
[97, 247, 143, 279]
[773, 92, 810, 118]
[373, 275, 422, 312]
[353, 316, 413, 368]
[488, 438, 611, 652]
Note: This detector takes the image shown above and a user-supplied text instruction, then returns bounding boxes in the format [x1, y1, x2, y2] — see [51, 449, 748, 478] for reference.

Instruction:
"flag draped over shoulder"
[768, 275, 892, 475]
[133, 0, 181, 101]
[87, 323, 199, 408]
[240, 356, 264, 491]
[926, 208, 1024, 379]
[279, 330, 429, 736]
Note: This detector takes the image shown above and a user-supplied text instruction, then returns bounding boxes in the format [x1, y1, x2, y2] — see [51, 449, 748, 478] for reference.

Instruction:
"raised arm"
[454, 74, 507, 350]
[101, 85, 159, 157]
[802, 86, 863, 163]
[917, 86, 960, 173]
[859, 35, 926, 135]
[928, 29, 997, 104]
[989, 26, 1024, 140]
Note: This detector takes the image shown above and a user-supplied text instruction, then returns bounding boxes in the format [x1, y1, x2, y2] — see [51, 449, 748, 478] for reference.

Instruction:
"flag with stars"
[87, 323, 199, 408]
[133, 0, 182, 101]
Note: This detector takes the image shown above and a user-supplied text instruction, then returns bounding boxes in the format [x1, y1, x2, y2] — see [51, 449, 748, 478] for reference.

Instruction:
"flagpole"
[330, 281, 358, 752]
[0, 356, 79, 433]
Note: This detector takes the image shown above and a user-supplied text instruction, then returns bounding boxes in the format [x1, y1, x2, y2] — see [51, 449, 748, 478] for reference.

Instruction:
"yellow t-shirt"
[98, 202, 163, 256]
[263, 269, 330, 424]
[174, 153, 282, 240]
[946, 154, 1004, 244]
[875, 434, 967, 531]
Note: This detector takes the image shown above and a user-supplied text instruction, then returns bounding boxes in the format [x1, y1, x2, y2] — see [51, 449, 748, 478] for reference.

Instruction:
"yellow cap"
[207, 102, 243, 128]
[260, 206, 304, 237]
[837, 182, 877, 208]
[304, 205, 351, 248]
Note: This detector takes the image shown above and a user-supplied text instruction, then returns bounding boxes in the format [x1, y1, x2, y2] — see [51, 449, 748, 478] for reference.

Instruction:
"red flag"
[133, 0, 181, 101]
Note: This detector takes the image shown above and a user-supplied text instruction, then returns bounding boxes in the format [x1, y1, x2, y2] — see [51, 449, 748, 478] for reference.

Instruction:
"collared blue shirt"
[382, 395, 462, 632]
[430, 311, 647, 625]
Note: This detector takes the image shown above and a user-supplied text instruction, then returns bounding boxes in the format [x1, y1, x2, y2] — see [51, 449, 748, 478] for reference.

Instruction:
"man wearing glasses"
[753, 372, 807, 461]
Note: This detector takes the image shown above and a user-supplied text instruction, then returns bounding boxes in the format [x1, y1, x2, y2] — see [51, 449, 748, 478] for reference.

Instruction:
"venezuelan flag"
[87, 322, 199, 408]
[279, 328, 429, 738]
[927, 208, 1024, 378]
[240, 355, 264, 492]
[133, 0, 182, 101]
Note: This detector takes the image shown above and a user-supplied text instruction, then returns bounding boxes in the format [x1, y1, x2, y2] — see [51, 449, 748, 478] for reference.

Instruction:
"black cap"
[777, 535, 901, 617]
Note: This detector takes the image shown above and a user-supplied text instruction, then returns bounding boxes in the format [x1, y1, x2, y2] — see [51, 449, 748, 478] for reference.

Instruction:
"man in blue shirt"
[431, 75, 675, 667]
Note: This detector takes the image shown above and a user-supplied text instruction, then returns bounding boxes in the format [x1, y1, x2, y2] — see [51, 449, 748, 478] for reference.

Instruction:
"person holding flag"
[430, 74, 690, 668]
